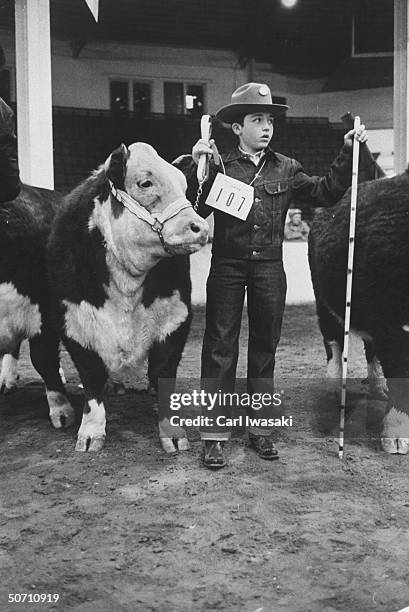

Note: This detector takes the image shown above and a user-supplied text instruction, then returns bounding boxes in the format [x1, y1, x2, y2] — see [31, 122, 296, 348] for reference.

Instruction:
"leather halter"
[109, 181, 192, 254]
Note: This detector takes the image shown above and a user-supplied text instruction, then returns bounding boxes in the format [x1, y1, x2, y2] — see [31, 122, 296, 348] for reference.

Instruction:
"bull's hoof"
[50, 405, 75, 429]
[381, 437, 409, 455]
[160, 436, 190, 453]
[158, 418, 189, 452]
[75, 435, 106, 452]
[382, 407, 409, 455]
[47, 391, 75, 429]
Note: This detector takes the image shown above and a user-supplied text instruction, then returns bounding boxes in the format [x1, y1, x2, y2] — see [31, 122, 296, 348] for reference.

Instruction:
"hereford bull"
[309, 169, 409, 454]
[47, 142, 208, 452]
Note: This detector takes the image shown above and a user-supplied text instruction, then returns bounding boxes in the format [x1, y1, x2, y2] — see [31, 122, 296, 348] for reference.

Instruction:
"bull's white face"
[100, 143, 208, 272]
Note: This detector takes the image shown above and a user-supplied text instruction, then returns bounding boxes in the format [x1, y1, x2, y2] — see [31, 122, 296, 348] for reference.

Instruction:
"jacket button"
[254, 197, 261, 203]
[252, 250, 259, 256]
[253, 224, 260, 230]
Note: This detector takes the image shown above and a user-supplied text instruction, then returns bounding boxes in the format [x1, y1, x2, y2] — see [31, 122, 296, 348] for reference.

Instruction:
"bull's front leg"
[63, 337, 108, 452]
[148, 313, 192, 453]
[363, 339, 388, 400]
[29, 328, 75, 429]
[0, 344, 21, 394]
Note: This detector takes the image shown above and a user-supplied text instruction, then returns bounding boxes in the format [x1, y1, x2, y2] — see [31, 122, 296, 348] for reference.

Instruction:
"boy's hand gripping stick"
[197, 114, 212, 184]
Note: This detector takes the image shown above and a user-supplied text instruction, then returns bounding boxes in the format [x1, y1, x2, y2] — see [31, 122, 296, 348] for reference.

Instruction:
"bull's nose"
[190, 222, 202, 233]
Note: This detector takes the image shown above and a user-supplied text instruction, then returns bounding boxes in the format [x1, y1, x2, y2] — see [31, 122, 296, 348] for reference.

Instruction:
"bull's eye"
[138, 180, 153, 188]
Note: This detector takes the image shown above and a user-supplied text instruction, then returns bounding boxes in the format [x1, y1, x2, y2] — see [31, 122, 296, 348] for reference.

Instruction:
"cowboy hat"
[216, 83, 289, 124]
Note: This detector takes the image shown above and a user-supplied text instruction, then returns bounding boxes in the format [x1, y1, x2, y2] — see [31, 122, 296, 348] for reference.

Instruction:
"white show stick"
[339, 116, 361, 459]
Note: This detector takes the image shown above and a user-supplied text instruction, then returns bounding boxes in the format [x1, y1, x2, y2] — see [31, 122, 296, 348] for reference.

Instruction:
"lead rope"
[194, 179, 204, 212]
[339, 116, 361, 460]
[194, 150, 225, 212]
[249, 158, 267, 187]
[195, 114, 214, 212]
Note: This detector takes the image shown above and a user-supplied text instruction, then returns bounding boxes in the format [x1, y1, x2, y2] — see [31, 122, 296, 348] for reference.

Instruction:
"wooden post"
[14, 0, 54, 189]
[394, 0, 409, 174]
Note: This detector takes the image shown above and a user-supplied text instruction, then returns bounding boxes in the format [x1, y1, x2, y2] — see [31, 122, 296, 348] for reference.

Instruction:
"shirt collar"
[223, 146, 278, 164]
[238, 146, 265, 165]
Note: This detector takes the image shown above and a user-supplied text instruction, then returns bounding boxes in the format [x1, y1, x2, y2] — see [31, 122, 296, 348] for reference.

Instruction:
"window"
[110, 80, 151, 115]
[164, 82, 204, 116]
[133, 82, 151, 116]
[110, 80, 129, 113]
[164, 82, 184, 115]
[185, 85, 204, 117]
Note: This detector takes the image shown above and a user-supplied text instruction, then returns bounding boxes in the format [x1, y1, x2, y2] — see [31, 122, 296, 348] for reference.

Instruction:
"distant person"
[285, 209, 310, 241]
[0, 96, 20, 202]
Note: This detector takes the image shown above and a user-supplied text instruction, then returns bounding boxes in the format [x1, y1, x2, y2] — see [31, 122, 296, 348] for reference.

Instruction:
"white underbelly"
[0, 282, 42, 354]
[63, 290, 188, 373]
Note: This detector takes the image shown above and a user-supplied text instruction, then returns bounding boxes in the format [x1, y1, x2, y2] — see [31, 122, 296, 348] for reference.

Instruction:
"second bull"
[309, 169, 409, 454]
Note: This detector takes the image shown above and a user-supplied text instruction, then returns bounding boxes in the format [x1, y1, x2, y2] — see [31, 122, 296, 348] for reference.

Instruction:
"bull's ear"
[104, 143, 129, 189]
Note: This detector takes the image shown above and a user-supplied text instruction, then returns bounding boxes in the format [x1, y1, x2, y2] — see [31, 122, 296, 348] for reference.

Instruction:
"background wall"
[0, 29, 394, 174]
[1, 30, 392, 123]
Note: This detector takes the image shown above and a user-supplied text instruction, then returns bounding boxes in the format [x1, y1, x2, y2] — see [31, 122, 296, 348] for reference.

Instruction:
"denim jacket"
[177, 144, 356, 261]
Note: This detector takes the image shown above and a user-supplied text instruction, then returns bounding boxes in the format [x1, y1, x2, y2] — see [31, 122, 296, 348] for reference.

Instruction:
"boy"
[182, 82, 367, 469]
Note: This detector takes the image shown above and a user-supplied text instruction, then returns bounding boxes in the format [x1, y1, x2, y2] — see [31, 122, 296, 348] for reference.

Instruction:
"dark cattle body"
[0, 144, 208, 453]
[0, 185, 75, 428]
[309, 169, 409, 454]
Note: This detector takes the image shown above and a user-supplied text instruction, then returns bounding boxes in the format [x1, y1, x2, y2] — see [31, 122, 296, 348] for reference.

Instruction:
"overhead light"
[281, 0, 298, 8]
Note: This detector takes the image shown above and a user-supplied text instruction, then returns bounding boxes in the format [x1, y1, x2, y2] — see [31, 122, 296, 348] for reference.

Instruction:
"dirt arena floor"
[1, 303, 409, 612]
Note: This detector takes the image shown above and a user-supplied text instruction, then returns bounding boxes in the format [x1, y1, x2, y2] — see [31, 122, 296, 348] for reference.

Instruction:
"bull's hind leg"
[376, 334, 409, 454]
[364, 339, 388, 400]
[63, 337, 108, 452]
[148, 313, 192, 453]
[0, 343, 21, 393]
[29, 329, 75, 429]
[315, 300, 343, 379]
[316, 303, 388, 399]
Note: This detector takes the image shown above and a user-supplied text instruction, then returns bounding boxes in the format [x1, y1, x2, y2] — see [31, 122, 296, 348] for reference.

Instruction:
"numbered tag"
[206, 173, 254, 220]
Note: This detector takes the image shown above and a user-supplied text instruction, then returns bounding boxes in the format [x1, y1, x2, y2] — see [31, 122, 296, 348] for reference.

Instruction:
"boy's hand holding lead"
[343, 124, 368, 148]
[192, 138, 216, 165]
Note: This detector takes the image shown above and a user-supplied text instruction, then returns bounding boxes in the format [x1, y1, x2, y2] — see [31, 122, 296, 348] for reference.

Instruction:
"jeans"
[200, 256, 287, 440]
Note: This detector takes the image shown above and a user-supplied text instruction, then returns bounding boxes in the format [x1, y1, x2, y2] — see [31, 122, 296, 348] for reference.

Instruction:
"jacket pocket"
[263, 180, 289, 246]
[264, 180, 289, 196]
